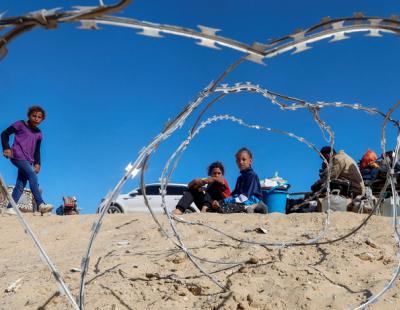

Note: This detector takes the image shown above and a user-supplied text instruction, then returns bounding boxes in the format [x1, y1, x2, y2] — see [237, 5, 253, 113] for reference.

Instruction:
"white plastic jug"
[321, 189, 351, 212]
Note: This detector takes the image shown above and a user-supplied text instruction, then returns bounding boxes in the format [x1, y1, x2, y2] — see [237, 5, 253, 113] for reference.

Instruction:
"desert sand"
[0, 211, 399, 310]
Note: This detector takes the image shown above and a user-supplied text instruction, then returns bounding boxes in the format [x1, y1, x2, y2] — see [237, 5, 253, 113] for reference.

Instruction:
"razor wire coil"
[1, 2, 400, 309]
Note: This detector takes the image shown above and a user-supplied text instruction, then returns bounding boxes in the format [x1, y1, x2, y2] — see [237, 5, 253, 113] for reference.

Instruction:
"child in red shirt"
[172, 161, 231, 215]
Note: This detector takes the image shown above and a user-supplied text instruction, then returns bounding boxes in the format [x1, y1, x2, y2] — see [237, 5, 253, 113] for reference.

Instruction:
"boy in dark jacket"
[212, 147, 265, 213]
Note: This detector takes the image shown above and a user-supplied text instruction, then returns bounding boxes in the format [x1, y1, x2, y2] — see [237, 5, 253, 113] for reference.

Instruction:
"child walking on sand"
[212, 147, 266, 214]
[1, 106, 53, 215]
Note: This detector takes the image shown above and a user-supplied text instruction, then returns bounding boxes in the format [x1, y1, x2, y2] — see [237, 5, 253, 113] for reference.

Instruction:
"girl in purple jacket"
[1, 106, 53, 215]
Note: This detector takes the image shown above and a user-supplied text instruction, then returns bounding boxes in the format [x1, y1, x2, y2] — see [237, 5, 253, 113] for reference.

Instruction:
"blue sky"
[1, 1, 400, 213]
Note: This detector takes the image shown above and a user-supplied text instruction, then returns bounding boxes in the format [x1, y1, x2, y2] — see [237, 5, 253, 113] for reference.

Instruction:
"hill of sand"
[0, 212, 399, 310]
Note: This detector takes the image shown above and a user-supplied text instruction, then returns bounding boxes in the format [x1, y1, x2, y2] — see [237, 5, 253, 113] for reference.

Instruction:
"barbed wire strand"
[0, 175, 80, 310]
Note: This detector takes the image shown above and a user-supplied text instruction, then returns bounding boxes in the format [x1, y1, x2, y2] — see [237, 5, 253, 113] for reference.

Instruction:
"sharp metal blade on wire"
[290, 30, 313, 54]
[71, 6, 98, 13]
[137, 27, 163, 38]
[27, 8, 62, 18]
[367, 29, 382, 37]
[26, 10, 48, 25]
[292, 42, 311, 54]
[252, 42, 269, 52]
[245, 53, 266, 65]
[367, 19, 383, 37]
[24, 8, 61, 29]
[198, 25, 221, 36]
[290, 30, 306, 41]
[369, 18, 383, 26]
[353, 11, 365, 24]
[320, 16, 332, 29]
[78, 20, 100, 30]
[330, 31, 350, 42]
[196, 38, 220, 49]
[330, 29, 350, 42]
[329, 21, 350, 42]
[125, 162, 141, 179]
[196, 25, 221, 49]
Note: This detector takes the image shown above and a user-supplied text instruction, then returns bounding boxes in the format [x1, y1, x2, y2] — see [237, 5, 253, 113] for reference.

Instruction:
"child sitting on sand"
[212, 147, 266, 214]
[172, 161, 231, 215]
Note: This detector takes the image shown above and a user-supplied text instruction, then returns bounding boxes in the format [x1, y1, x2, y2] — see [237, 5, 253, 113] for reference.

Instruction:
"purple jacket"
[1, 121, 42, 165]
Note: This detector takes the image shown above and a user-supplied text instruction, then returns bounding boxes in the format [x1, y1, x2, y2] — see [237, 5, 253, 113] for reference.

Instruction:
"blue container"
[262, 188, 288, 214]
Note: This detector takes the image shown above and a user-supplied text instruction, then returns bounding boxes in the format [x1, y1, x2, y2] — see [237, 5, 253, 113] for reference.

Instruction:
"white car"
[97, 183, 195, 214]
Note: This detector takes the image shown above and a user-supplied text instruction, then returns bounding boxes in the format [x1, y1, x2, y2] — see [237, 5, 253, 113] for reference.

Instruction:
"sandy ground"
[0, 211, 399, 310]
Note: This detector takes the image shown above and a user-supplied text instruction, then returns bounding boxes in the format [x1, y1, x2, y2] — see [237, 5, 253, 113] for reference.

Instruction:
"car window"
[167, 185, 187, 195]
[145, 185, 161, 195]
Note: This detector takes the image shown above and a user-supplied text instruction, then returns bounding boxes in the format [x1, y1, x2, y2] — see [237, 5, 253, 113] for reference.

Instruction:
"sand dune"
[0, 212, 399, 309]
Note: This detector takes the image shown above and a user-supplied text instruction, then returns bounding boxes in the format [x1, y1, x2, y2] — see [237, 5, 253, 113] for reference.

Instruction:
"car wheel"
[107, 204, 123, 214]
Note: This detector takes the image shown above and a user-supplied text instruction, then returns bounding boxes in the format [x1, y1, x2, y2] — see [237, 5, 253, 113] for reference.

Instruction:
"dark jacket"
[228, 167, 263, 202]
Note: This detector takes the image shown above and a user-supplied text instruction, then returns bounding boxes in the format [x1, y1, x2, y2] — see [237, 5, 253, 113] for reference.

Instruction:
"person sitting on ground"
[172, 161, 231, 215]
[359, 149, 380, 184]
[211, 147, 265, 214]
[311, 146, 365, 198]
[364, 150, 400, 194]
[376, 150, 400, 177]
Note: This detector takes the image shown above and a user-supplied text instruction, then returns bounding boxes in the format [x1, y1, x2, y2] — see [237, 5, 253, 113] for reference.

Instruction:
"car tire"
[107, 204, 123, 214]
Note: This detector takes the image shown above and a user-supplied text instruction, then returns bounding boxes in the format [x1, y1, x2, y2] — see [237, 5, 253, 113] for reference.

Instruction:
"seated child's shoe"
[254, 201, 268, 214]
[5, 208, 17, 216]
[38, 203, 53, 214]
[245, 202, 267, 214]
[245, 205, 255, 213]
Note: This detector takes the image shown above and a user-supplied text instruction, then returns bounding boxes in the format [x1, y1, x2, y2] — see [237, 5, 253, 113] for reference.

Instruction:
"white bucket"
[381, 197, 400, 217]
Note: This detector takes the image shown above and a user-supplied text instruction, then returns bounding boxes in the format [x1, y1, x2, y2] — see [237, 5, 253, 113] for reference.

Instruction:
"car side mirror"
[129, 191, 138, 197]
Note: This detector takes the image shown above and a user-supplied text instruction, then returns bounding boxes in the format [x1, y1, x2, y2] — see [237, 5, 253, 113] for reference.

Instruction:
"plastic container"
[381, 197, 400, 217]
[262, 172, 289, 189]
[321, 190, 351, 212]
[262, 188, 288, 213]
